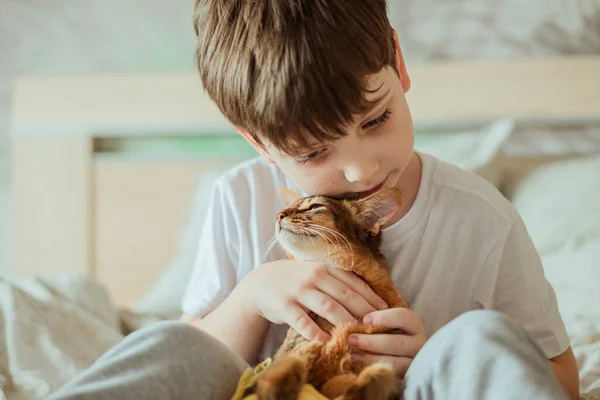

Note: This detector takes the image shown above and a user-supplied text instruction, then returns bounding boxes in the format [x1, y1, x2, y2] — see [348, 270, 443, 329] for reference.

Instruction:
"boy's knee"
[136, 320, 195, 340]
[437, 310, 525, 345]
[449, 310, 516, 332]
[413, 310, 528, 369]
[126, 320, 213, 357]
[137, 320, 249, 369]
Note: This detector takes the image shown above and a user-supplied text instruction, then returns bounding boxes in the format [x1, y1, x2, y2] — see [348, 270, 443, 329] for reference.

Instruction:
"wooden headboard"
[10, 56, 600, 307]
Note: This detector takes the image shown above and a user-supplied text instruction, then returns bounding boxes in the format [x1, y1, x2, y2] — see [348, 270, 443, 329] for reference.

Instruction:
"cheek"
[387, 91, 413, 141]
[278, 160, 339, 195]
[312, 214, 334, 226]
[377, 130, 407, 159]
[382, 112, 414, 158]
[300, 168, 340, 195]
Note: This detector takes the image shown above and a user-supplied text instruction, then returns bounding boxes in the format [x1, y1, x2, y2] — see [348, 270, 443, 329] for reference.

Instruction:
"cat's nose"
[277, 212, 286, 222]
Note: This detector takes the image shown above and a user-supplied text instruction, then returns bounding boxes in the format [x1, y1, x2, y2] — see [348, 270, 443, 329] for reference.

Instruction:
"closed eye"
[362, 109, 392, 129]
[307, 203, 326, 211]
[294, 148, 326, 165]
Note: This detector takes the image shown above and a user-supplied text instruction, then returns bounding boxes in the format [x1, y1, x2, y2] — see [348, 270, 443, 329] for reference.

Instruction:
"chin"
[277, 230, 328, 262]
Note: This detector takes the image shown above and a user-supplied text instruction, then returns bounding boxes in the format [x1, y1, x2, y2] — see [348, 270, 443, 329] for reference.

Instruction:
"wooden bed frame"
[10, 55, 600, 307]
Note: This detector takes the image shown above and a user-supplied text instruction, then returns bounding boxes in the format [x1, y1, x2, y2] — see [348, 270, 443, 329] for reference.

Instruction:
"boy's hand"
[240, 260, 389, 342]
[348, 308, 427, 378]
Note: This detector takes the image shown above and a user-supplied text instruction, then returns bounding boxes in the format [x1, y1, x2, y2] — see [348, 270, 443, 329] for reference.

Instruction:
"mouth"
[277, 224, 317, 237]
[343, 177, 387, 198]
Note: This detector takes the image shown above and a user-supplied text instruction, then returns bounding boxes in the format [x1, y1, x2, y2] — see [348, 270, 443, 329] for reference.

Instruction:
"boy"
[50, 1, 579, 399]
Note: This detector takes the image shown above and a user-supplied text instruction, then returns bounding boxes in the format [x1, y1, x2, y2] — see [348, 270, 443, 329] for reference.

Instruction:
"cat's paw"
[255, 354, 308, 400]
[343, 363, 400, 400]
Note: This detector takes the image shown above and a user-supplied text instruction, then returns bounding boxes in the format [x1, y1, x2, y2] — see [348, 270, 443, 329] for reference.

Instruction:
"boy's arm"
[180, 175, 269, 363]
[550, 347, 580, 400]
[181, 284, 270, 364]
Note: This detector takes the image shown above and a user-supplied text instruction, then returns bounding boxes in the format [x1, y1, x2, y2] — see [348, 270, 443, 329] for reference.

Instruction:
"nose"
[343, 155, 379, 183]
[277, 211, 288, 221]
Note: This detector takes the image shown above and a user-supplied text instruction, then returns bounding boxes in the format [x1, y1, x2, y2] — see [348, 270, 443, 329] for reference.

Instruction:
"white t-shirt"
[182, 152, 570, 362]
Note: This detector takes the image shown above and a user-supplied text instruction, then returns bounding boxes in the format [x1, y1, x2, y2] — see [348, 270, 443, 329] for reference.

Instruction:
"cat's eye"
[307, 203, 325, 211]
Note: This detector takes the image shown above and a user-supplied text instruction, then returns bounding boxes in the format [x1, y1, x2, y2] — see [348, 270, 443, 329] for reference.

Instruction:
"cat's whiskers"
[307, 224, 341, 257]
[306, 223, 355, 269]
[261, 234, 281, 263]
[315, 225, 355, 269]
[312, 231, 340, 265]
[301, 225, 335, 255]
[297, 224, 317, 248]
[315, 183, 333, 198]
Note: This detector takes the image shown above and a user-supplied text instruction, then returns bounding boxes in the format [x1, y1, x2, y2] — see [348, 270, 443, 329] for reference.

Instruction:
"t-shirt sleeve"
[181, 177, 242, 317]
[473, 211, 571, 359]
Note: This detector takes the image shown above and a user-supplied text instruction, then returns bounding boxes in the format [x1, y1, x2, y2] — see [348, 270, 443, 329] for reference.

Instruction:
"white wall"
[0, 0, 198, 149]
[0, 0, 197, 275]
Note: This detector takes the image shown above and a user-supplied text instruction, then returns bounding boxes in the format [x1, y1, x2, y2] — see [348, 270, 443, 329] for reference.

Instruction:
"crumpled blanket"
[0, 274, 164, 399]
[575, 338, 600, 400]
[0, 273, 598, 400]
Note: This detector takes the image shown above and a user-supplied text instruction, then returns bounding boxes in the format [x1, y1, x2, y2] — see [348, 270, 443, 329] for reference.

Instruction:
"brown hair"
[193, 0, 397, 155]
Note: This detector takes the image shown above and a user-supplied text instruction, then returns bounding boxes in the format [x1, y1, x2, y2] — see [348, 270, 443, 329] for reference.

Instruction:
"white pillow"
[509, 155, 600, 254]
[134, 170, 226, 318]
[414, 118, 514, 187]
[508, 154, 600, 344]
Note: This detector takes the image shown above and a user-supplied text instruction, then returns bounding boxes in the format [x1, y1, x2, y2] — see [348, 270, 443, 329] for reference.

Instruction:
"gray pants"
[48, 310, 568, 400]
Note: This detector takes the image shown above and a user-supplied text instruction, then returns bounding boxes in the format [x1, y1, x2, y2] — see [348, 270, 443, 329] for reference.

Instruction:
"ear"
[358, 188, 403, 235]
[279, 186, 301, 207]
[393, 30, 411, 93]
[236, 127, 275, 163]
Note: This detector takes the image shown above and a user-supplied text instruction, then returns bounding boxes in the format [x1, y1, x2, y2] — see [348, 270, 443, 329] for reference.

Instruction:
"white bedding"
[1, 261, 599, 399]
[507, 154, 600, 399]
[0, 274, 164, 399]
[2, 153, 600, 399]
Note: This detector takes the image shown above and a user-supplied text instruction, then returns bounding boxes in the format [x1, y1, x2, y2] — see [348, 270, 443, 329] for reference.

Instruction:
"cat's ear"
[279, 186, 301, 207]
[358, 188, 403, 235]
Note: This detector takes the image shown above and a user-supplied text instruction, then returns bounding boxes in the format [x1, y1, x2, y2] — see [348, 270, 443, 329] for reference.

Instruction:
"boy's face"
[243, 65, 415, 199]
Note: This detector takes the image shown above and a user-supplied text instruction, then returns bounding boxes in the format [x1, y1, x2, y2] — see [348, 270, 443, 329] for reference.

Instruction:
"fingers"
[327, 267, 388, 312]
[298, 288, 357, 326]
[286, 303, 330, 342]
[315, 275, 377, 319]
[363, 308, 423, 335]
[349, 333, 423, 358]
[351, 353, 412, 378]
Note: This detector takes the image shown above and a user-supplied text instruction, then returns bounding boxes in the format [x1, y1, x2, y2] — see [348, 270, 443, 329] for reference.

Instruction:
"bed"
[6, 55, 600, 399]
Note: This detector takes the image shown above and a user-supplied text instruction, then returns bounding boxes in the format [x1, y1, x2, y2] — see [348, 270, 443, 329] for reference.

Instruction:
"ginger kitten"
[254, 187, 408, 400]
